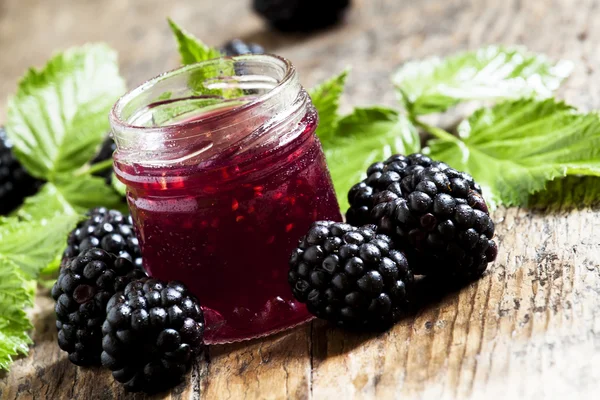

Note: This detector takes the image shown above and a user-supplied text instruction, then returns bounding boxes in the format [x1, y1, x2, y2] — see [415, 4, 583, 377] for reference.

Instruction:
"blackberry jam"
[110, 55, 342, 343]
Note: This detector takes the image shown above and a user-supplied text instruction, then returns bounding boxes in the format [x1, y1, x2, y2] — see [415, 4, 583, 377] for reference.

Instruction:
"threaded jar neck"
[110, 54, 309, 167]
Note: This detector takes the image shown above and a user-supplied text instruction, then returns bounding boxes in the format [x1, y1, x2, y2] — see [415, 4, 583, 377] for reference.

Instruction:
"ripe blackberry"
[51, 249, 146, 365]
[220, 39, 265, 56]
[101, 278, 204, 393]
[253, 0, 350, 32]
[90, 136, 117, 184]
[373, 165, 497, 278]
[0, 126, 42, 214]
[289, 221, 414, 329]
[347, 153, 446, 226]
[63, 207, 143, 269]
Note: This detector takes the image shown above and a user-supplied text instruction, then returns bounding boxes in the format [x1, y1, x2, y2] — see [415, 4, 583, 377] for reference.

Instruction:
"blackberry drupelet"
[289, 221, 414, 329]
[253, 0, 350, 32]
[63, 207, 143, 269]
[220, 39, 265, 56]
[0, 126, 42, 214]
[347, 153, 450, 227]
[374, 164, 497, 278]
[51, 249, 146, 366]
[101, 278, 204, 393]
[90, 136, 117, 184]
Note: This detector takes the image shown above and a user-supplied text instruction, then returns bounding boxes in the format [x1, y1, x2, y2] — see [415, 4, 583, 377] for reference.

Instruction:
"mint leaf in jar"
[168, 19, 243, 99]
[426, 98, 600, 207]
[5, 44, 126, 180]
[393, 46, 573, 116]
[168, 18, 222, 64]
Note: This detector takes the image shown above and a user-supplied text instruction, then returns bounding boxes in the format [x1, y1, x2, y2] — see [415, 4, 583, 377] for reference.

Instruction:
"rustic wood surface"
[1, 0, 600, 399]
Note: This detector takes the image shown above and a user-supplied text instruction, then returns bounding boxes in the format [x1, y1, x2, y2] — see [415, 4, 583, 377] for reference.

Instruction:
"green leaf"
[309, 70, 349, 143]
[168, 18, 222, 65]
[39, 252, 64, 279]
[168, 19, 241, 99]
[426, 98, 600, 207]
[528, 176, 600, 210]
[149, 97, 225, 127]
[17, 176, 126, 221]
[323, 107, 421, 211]
[111, 172, 127, 197]
[393, 46, 573, 115]
[0, 260, 34, 371]
[5, 44, 126, 180]
[0, 215, 80, 279]
[0, 310, 33, 371]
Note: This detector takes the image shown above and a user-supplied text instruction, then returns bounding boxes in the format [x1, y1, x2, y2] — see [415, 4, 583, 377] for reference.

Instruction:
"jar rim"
[109, 54, 296, 134]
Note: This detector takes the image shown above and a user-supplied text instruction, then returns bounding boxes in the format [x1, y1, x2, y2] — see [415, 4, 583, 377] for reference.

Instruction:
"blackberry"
[347, 153, 447, 226]
[253, 0, 350, 32]
[90, 136, 117, 184]
[63, 207, 143, 269]
[288, 221, 414, 329]
[374, 164, 497, 278]
[0, 126, 42, 214]
[101, 278, 204, 393]
[51, 249, 146, 365]
[220, 39, 265, 56]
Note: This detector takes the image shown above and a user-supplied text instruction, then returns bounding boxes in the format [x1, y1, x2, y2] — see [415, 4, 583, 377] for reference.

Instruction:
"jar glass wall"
[110, 55, 342, 343]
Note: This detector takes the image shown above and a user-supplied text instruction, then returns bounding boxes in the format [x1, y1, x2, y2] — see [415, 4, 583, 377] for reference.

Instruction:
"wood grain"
[2, 0, 600, 399]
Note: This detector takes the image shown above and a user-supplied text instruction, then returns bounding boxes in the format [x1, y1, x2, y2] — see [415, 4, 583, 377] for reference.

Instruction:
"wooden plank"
[311, 207, 600, 399]
[0, 294, 313, 400]
[196, 327, 312, 400]
[1, 0, 600, 399]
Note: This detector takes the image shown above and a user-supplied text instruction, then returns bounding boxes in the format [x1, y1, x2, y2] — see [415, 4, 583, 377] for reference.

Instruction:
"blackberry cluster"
[90, 136, 117, 184]
[289, 222, 413, 328]
[346, 153, 442, 226]
[63, 208, 142, 269]
[101, 278, 204, 393]
[253, 0, 350, 32]
[375, 164, 497, 278]
[0, 127, 41, 214]
[290, 153, 498, 329]
[220, 39, 265, 56]
[51, 249, 145, 365]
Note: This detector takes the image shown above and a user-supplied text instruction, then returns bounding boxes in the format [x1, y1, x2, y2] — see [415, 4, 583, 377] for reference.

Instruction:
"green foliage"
[324, 107, 420, 210]
[5, 44, 125, 180]
[0, 261, 33, 370]
[394, 46, 572, 115]
[427, 99, 600, 206]
[1, 44, 127, 370]
[168, 19, 222, 65]
[309, 69, 349, 142]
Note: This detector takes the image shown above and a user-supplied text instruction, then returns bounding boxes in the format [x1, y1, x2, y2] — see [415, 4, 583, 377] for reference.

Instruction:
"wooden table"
[1, 0, 600, 399]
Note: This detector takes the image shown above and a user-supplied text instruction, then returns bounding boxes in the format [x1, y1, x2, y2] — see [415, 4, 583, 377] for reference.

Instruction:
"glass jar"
[110, 55, 342, 343]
